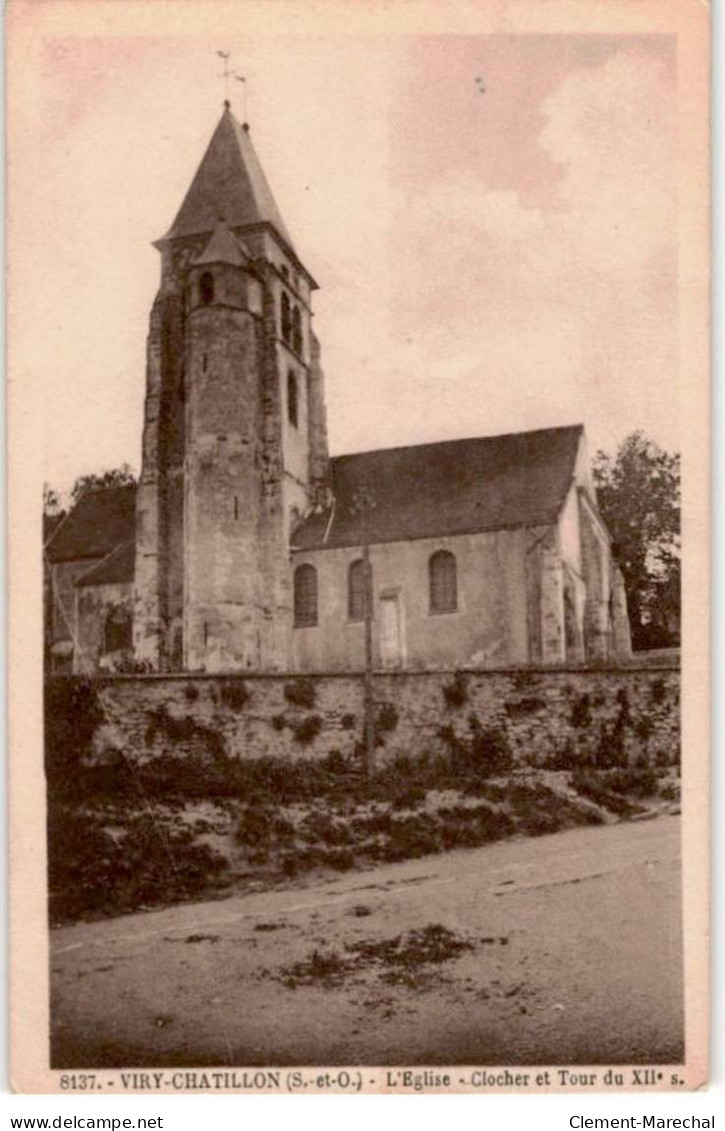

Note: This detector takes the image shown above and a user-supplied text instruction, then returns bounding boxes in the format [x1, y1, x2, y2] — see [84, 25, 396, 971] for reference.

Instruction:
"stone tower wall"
[184, 299, 267, 670]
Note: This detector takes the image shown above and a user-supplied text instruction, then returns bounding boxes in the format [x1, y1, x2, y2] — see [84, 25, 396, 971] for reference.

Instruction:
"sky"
[34, 32, 678, 497]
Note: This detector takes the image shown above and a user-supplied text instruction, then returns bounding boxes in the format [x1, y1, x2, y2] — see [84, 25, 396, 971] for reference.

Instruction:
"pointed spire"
[163, 104, 295, 251]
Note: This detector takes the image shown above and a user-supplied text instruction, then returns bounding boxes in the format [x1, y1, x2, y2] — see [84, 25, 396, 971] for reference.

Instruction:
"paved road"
[51, 815, 683, 1068]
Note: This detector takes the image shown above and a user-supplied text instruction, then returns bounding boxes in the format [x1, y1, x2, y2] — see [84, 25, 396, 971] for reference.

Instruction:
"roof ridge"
[329, 423, 584, 464]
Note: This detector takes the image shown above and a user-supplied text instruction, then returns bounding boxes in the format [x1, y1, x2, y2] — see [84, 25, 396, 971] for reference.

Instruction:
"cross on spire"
[215, 50, 248, 122]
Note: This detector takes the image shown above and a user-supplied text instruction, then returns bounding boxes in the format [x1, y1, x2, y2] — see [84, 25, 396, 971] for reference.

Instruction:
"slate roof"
[163, 106, 295, 253]
[45, 485, 137, 564]
[193, 223, 250, 267]
[292, 425, 584, 552]
[76, 540, 136, 588]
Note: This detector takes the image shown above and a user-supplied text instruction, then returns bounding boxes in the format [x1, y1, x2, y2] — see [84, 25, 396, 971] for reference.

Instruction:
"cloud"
[317, 45, 678, 457]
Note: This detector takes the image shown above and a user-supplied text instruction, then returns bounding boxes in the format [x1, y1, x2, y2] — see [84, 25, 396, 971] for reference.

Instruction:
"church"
[45, 102, 632, 676]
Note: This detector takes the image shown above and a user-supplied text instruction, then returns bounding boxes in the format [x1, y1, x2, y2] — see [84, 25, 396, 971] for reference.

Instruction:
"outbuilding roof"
[45, 485, 137, 564]
[292, 425, 584, 552]
[76, 540, 136, 587]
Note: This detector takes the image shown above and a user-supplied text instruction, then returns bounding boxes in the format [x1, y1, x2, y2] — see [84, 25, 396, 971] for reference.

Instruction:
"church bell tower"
[133, 102, 329, 672]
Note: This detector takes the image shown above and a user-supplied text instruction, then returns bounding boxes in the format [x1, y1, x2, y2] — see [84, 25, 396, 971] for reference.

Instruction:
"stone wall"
[93, 662, 680, 771]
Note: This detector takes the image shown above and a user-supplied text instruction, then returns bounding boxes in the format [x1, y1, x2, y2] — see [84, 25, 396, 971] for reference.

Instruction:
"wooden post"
[362, 527, 375, 781]
[351, 487, 377, 781]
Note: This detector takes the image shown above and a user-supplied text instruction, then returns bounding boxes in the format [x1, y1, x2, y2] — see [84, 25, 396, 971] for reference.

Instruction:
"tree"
[593, 432, 680, 650]
[44, 464, 137, 521]
[69, 463, 136, 507]
[43, 484, 64, 518]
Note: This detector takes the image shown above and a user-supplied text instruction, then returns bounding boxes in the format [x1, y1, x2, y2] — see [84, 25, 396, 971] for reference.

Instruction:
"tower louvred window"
[429, 550, 457, 613]
[281, 291, 291, 343]
[294, 564, 318, 627]
[288, 371, 298, 427]
[200, 272, 215, 305]
[292, 306, 302, 354]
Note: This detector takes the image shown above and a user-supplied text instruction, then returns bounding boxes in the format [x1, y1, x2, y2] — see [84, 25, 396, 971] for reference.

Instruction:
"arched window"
[429, 550, 457, 614]
[281, 291, 291, 343]
[294, 564, 318, 627]
[287, 370, 298, 428]
[103, 607, 132, 654]
[348, 559, 368, 621]
[292, 306, 302, 354]
[200, 272, 215, 306]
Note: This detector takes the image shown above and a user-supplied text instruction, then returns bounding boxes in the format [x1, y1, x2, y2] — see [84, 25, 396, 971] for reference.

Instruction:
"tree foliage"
[593, 432, 680, 650]
[69, 463, 136, 507]
[44, 464, 137, 519]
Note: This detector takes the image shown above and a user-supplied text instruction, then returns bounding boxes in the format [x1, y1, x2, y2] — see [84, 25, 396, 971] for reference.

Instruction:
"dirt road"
[51, 815, 682, 1068]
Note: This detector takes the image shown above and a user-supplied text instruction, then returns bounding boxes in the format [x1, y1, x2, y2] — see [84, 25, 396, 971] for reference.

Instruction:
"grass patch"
[568, 768, 662, 817]
[276, 924, 475, 991]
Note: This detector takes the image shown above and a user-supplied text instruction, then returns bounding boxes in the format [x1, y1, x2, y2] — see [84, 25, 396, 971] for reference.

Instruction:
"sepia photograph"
[8, 0, 709, 1094]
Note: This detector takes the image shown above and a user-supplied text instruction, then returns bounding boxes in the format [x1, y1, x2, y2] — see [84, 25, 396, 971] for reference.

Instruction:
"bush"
[507, 782, 603, 832]
[438, 717, 512, 778]
[464, 717, 513, 776]
[236, 806, 295, 847]
[340, 713, 356, 730]
[184, 684, 200, 702]
[390, 784, 427, 811]
[594, 722, 627, 769]
[322, 749, 347, 775]
[570, 694, 592, 728]
[284, 677, 317, 709]
[47, 807, 227, 924]
[651, 678, 667, 704]
[634, 716, 655, 741]
[45, 677, 105, 793]
[321, 848, 355, 872]
[603, 766, 660, 798]
[568, 768, 653, 817]
[301, 810, 351, 845]
[543, 739, 580, 771]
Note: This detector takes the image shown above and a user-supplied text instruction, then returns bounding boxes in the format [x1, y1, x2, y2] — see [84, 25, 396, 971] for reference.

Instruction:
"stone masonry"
[93, 663, 680, 772]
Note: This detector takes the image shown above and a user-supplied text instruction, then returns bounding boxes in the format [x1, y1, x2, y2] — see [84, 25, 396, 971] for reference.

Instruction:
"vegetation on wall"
[284, 676, 317, 709]
[376, 702, 399, 733]
[438, 715, 513, 777]
[291, 714, 323, 744]
[219, 679, 250, 710]
[442, 671, 469, 709]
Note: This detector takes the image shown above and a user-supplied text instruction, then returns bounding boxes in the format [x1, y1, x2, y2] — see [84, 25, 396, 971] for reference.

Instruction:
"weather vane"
[216, 50, 248, 121]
